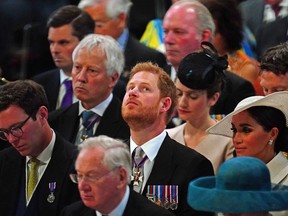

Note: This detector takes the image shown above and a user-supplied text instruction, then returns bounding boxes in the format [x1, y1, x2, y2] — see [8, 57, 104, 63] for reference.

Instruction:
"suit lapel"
[143, 135, 176, 193]
[95, 96, 122, 137]
[61, 103, 80, 143]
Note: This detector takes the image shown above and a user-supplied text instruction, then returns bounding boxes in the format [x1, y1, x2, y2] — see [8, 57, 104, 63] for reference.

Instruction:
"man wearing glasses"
[61, 135, 173, 216]
[0, 80, 80, 216]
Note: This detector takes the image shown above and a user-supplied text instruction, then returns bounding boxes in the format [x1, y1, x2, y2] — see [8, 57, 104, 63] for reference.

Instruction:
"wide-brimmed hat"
[207, 91, 288, 137]
[188, 156, 288, 213]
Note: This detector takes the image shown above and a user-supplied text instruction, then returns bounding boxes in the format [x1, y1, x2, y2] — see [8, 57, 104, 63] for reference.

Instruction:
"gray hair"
[78, 135, 132, 184]
[72, 34, 124, 77]
[173, 0, 215, 40]
[78, 0, 132, 19]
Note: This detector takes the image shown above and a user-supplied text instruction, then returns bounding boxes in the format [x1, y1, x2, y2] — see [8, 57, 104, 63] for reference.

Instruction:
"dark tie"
[61, 79, 73, 108]
[81, 111, 100, 141]
[132, 146, 147, 193]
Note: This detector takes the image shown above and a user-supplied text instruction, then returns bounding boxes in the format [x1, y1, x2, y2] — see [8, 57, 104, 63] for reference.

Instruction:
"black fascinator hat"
[177, 41, 228, 90]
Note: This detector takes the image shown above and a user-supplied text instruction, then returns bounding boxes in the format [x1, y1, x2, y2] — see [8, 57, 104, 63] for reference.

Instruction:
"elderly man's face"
[84, 4, 125, 39]
[75, 147, 122, 213]
[163, 4, 204, 70]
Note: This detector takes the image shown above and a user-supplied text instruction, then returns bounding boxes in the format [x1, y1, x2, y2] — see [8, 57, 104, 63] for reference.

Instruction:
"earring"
[268, 140, 274, 145]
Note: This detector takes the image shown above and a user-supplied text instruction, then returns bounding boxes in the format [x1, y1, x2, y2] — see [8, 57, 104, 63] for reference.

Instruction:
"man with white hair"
[61, 135, 174, 216]
[49, 34, 130, 145]
[78, 0, 167, 83]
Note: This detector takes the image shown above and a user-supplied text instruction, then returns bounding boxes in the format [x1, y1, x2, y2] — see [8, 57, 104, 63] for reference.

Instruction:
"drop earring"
[268, 140, 274, 145]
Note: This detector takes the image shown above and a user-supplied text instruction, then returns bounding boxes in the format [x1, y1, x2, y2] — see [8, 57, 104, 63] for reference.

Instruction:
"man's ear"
[160, 97, 172, 113]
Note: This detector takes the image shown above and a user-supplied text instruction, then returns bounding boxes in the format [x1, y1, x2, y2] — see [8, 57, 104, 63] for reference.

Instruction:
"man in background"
[163, 0, 255, 115]
[78, 0, 167, 84]
[32, 5, 95, 111]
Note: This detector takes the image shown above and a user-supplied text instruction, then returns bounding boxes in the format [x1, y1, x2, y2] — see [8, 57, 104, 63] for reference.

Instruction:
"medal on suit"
[155, 185, 163, 207]
[47, 182, 56, 203]
[131, 155, 148, 186]
[146, 185, 156, 202]
[163, 185, 170, 209]
[170, 185, 178, 210]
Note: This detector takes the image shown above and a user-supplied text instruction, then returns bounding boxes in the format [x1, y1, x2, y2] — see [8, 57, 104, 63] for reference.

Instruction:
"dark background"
[0, 0, 172, 81]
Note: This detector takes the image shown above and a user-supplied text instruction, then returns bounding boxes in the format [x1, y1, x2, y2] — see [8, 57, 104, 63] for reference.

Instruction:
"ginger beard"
[122, 98, 161, 131]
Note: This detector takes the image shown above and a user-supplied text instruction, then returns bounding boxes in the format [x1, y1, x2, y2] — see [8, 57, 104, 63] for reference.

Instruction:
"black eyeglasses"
[0, 115, 31, 141]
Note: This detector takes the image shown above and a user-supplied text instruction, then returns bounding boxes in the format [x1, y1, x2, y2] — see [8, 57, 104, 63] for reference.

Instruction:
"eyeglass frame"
[70, 166, 121, 184]
[0, 114, 32, 141]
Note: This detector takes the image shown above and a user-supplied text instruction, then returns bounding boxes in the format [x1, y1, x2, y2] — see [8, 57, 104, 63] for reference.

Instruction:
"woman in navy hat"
[166, 41, 234, 173]
[188, 156, 288, 216]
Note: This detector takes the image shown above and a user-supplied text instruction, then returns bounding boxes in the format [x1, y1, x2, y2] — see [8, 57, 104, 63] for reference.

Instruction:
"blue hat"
[188, 157, 288, 213]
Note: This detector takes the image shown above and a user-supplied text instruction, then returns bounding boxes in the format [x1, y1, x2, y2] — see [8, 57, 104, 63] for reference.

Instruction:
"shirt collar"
[59, 69, 71, 84]
[130, 131, 166, 161]
[26, 129, 56, 164]
[117, 28, 129, 50]
[96, 186, 130, 216]
[78, 93, 113, 117]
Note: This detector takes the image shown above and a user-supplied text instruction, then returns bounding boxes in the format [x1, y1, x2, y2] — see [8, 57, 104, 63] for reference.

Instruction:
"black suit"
[32, 69, 60, 112]
[121, 34, 167, 82]
[60, 189, 174, 216]
[0, 133, 80, 216]
[135, 134, 214, 216]
[239, 0, 265, 36]
[255, 16, 288, 59]
[211, 71, 255, 115]
[32, 69, 127, 111]
[48, 96, 130, 143]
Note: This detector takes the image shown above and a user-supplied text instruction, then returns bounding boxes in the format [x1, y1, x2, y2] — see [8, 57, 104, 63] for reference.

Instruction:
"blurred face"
[163, 4, 205, 69]
[84, 4, 125, 39]
[260, 71, 288, 95]
[176, 79, 213, 122]
[72, 47, 118, 110]
[76, 147, 123, 212]
[231, 111, 276, 162]
[122, 71, 163, 130]
[48, 24, 79, 75]
[0, 105, 47, 157]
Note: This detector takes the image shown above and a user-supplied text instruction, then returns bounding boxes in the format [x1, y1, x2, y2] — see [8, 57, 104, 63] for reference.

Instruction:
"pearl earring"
[268, 140, 274, 145]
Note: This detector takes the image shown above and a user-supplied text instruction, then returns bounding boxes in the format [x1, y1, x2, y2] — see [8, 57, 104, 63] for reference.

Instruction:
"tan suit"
[166, 123, 234, 174]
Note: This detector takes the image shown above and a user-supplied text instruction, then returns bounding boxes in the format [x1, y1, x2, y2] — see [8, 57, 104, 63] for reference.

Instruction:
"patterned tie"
[81, 111, 100, 141]
[132, 147, 147, 193]
[61, 79, 73, 108]
[27, 158, 39, 200]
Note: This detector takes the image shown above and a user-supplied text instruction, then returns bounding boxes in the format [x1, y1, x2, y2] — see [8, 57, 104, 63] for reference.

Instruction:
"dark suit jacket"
[255, 16, 288, 59]
[60, 189, 174, 216]
[211, 71, 255, 115]
[121, 34, 167, 82]
[32, 69, 127, 111]
[135, 134, 214, 216]
[239, 0, 265, 36]
[32, 69, 61, 112]
[48, 96, 130, 143]
[0, 133, 80, 216]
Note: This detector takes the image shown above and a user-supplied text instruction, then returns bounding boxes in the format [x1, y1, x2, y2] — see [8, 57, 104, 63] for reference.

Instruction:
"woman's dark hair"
[247, 106, 288, 153]
[199, 0, 243, 52]
[177, 41, 228, 98]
